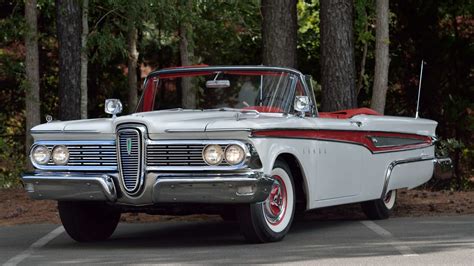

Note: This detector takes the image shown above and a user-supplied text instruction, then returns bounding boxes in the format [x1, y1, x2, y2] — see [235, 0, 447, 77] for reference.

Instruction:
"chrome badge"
[126, 138, 132, 155]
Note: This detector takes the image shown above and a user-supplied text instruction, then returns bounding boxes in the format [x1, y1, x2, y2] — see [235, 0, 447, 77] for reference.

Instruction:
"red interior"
[319, 108, 381, 119]
[142, 77, 157, 112]
[243, 106, 284, 113]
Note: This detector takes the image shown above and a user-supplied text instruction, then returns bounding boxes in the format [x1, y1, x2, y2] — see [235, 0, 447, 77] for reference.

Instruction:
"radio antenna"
[415, 60, 426, 119]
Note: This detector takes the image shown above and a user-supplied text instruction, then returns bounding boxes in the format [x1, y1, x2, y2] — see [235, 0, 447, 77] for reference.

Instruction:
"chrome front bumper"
[21, 172, 117, 201]
[21, 171, 273, 205]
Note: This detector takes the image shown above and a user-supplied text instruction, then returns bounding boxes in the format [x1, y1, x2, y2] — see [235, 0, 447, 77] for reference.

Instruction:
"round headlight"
[52, 145, 69, 165]
[225, 145, 245, 165]
[31, 145, 50, 165]
[202, 144, 224, 165]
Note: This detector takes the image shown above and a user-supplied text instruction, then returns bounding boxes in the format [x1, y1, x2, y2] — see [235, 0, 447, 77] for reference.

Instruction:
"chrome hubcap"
[263, 175, 287, 225]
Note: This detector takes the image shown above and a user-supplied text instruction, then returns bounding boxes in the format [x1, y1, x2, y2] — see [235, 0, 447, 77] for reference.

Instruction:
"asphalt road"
[1, 215, 473, 265]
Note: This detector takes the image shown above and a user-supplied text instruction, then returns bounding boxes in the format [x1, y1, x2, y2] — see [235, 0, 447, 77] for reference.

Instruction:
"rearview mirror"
[206, 80, 230, 89]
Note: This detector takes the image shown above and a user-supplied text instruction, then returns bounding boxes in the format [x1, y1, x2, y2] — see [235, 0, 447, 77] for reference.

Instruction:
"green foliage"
[437, 138, 465, 158]
[0, 0, 472, 191]
[297, 0, 320, 79]
[0, 112, 26, 188]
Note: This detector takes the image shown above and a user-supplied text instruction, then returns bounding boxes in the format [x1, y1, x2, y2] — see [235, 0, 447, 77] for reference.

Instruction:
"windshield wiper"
[206, 107, 260, 115]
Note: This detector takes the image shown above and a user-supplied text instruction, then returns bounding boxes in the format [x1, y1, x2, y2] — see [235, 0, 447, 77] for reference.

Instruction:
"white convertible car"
[22, 66, 451, 243]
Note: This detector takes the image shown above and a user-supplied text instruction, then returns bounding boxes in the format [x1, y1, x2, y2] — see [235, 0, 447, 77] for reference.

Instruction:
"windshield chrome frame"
[135, 66, 312, 115]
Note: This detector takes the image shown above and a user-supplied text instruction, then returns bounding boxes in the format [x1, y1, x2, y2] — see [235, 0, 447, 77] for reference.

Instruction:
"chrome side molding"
[433, 157, 453, 180]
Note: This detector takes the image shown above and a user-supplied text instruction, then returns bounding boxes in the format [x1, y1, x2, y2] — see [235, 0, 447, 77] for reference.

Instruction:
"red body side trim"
[251, 129, 432, 153]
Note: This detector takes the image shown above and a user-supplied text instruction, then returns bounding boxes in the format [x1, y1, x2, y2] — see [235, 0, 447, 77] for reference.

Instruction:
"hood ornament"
[45, 115, 53, 123]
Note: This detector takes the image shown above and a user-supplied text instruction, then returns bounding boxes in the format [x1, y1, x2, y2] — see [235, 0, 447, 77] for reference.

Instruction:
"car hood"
[31, 110, 291, 135]
[116, 110, 283, 133]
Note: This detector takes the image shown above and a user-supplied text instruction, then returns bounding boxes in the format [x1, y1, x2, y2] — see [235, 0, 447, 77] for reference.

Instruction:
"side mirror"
[105, 99, 122, 118]
[294, 96, 310, 117]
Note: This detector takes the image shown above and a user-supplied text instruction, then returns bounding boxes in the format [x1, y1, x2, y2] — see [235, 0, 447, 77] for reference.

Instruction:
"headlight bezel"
[202, 142, 250, 167]
[202, 144, 225, 166]
[51, 145, 70, 165]
[31, 145, 51, 165]
[224, 144, 246, 165]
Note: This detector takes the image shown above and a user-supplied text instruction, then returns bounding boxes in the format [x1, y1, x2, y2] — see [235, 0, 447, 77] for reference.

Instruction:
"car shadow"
[45, 207, 474, 264]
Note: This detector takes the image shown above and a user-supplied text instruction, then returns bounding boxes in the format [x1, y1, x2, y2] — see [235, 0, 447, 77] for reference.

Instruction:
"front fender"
[249, 137, 315, 206]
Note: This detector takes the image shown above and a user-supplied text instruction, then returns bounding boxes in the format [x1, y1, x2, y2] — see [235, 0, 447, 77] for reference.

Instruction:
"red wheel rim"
[263, 175, 287, 225]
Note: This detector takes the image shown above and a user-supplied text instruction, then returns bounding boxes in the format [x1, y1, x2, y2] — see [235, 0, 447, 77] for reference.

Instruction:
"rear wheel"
[361, 190, 397, 220]
[58, 201, 120, 242]
[237, 160, 295, 243]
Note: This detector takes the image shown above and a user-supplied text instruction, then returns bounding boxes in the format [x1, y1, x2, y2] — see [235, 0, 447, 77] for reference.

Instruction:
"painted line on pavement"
[361, 220, 418, 257]
[3, 226, 65, 266]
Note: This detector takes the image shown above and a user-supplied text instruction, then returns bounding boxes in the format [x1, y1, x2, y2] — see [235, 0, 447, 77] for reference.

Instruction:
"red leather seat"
[243, 106, 283, 113]
[319, 107, 381, 119]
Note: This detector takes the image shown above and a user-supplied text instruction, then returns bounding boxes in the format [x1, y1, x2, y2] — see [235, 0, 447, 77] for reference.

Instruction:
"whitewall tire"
[361, 190, 397, 220]
[238, 160, 295, 243]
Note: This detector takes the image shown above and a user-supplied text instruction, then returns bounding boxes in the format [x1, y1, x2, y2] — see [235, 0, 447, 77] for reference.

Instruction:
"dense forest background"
[0, 0, 472, 189]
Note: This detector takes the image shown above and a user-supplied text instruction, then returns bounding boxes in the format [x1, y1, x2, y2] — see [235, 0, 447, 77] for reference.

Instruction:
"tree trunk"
[357, 14, 369, 96]
[320, 0, 357, 111]
[25, 0, 40, 156]
[179, 0, 196, 109]
[80, 0, 88, 119]
[261, 0, 297, 68]
[370, 0, 390, 114]
[56, 0, 82, 120]
[127, 26, 138, 111]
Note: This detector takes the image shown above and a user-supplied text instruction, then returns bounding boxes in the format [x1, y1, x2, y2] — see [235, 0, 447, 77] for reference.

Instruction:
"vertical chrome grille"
[118, 128, 142, 193]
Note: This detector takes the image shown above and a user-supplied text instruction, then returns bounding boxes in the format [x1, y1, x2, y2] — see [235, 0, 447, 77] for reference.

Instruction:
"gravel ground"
[1, 188, 473, 226]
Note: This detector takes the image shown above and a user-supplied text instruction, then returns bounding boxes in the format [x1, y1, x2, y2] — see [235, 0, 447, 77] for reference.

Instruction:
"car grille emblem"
[126, 138, 132, 155]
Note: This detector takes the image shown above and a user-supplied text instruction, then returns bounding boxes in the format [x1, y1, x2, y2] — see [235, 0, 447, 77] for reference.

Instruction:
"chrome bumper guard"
[21, 172, 117, 201]
[21, 171, 273, 204]
[433, 157, 453, 180]
[152, 172, 274, 203]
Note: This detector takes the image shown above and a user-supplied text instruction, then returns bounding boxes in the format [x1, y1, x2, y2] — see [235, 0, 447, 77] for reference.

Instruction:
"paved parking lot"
[1, 215, 473, 265]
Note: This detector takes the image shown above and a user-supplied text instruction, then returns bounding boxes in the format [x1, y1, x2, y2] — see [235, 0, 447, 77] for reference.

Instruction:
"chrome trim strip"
[31, 130, 102, 134]
[433, 157, 453, 180]
[146, 139, 248, 146]
[147, 65, 303, 79]
[30, 165, 117, 171]
[381, 155, 435, 199]
[33, 140, 115, 145]
[164, 128, 252, 133]
[367, 135, 428, 148]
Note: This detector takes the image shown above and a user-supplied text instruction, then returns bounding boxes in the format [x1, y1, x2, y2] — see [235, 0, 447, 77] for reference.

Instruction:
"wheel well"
[275, 153, 307, 212]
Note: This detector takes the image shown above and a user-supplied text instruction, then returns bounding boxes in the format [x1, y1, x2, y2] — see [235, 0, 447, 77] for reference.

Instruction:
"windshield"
[136, 69, 298, 113]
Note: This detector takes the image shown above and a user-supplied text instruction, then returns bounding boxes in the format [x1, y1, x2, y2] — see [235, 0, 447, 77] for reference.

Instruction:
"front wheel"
[58, 201, 121, 242]
[237, 160, 295, 243]
[361, 190, 397, 220]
